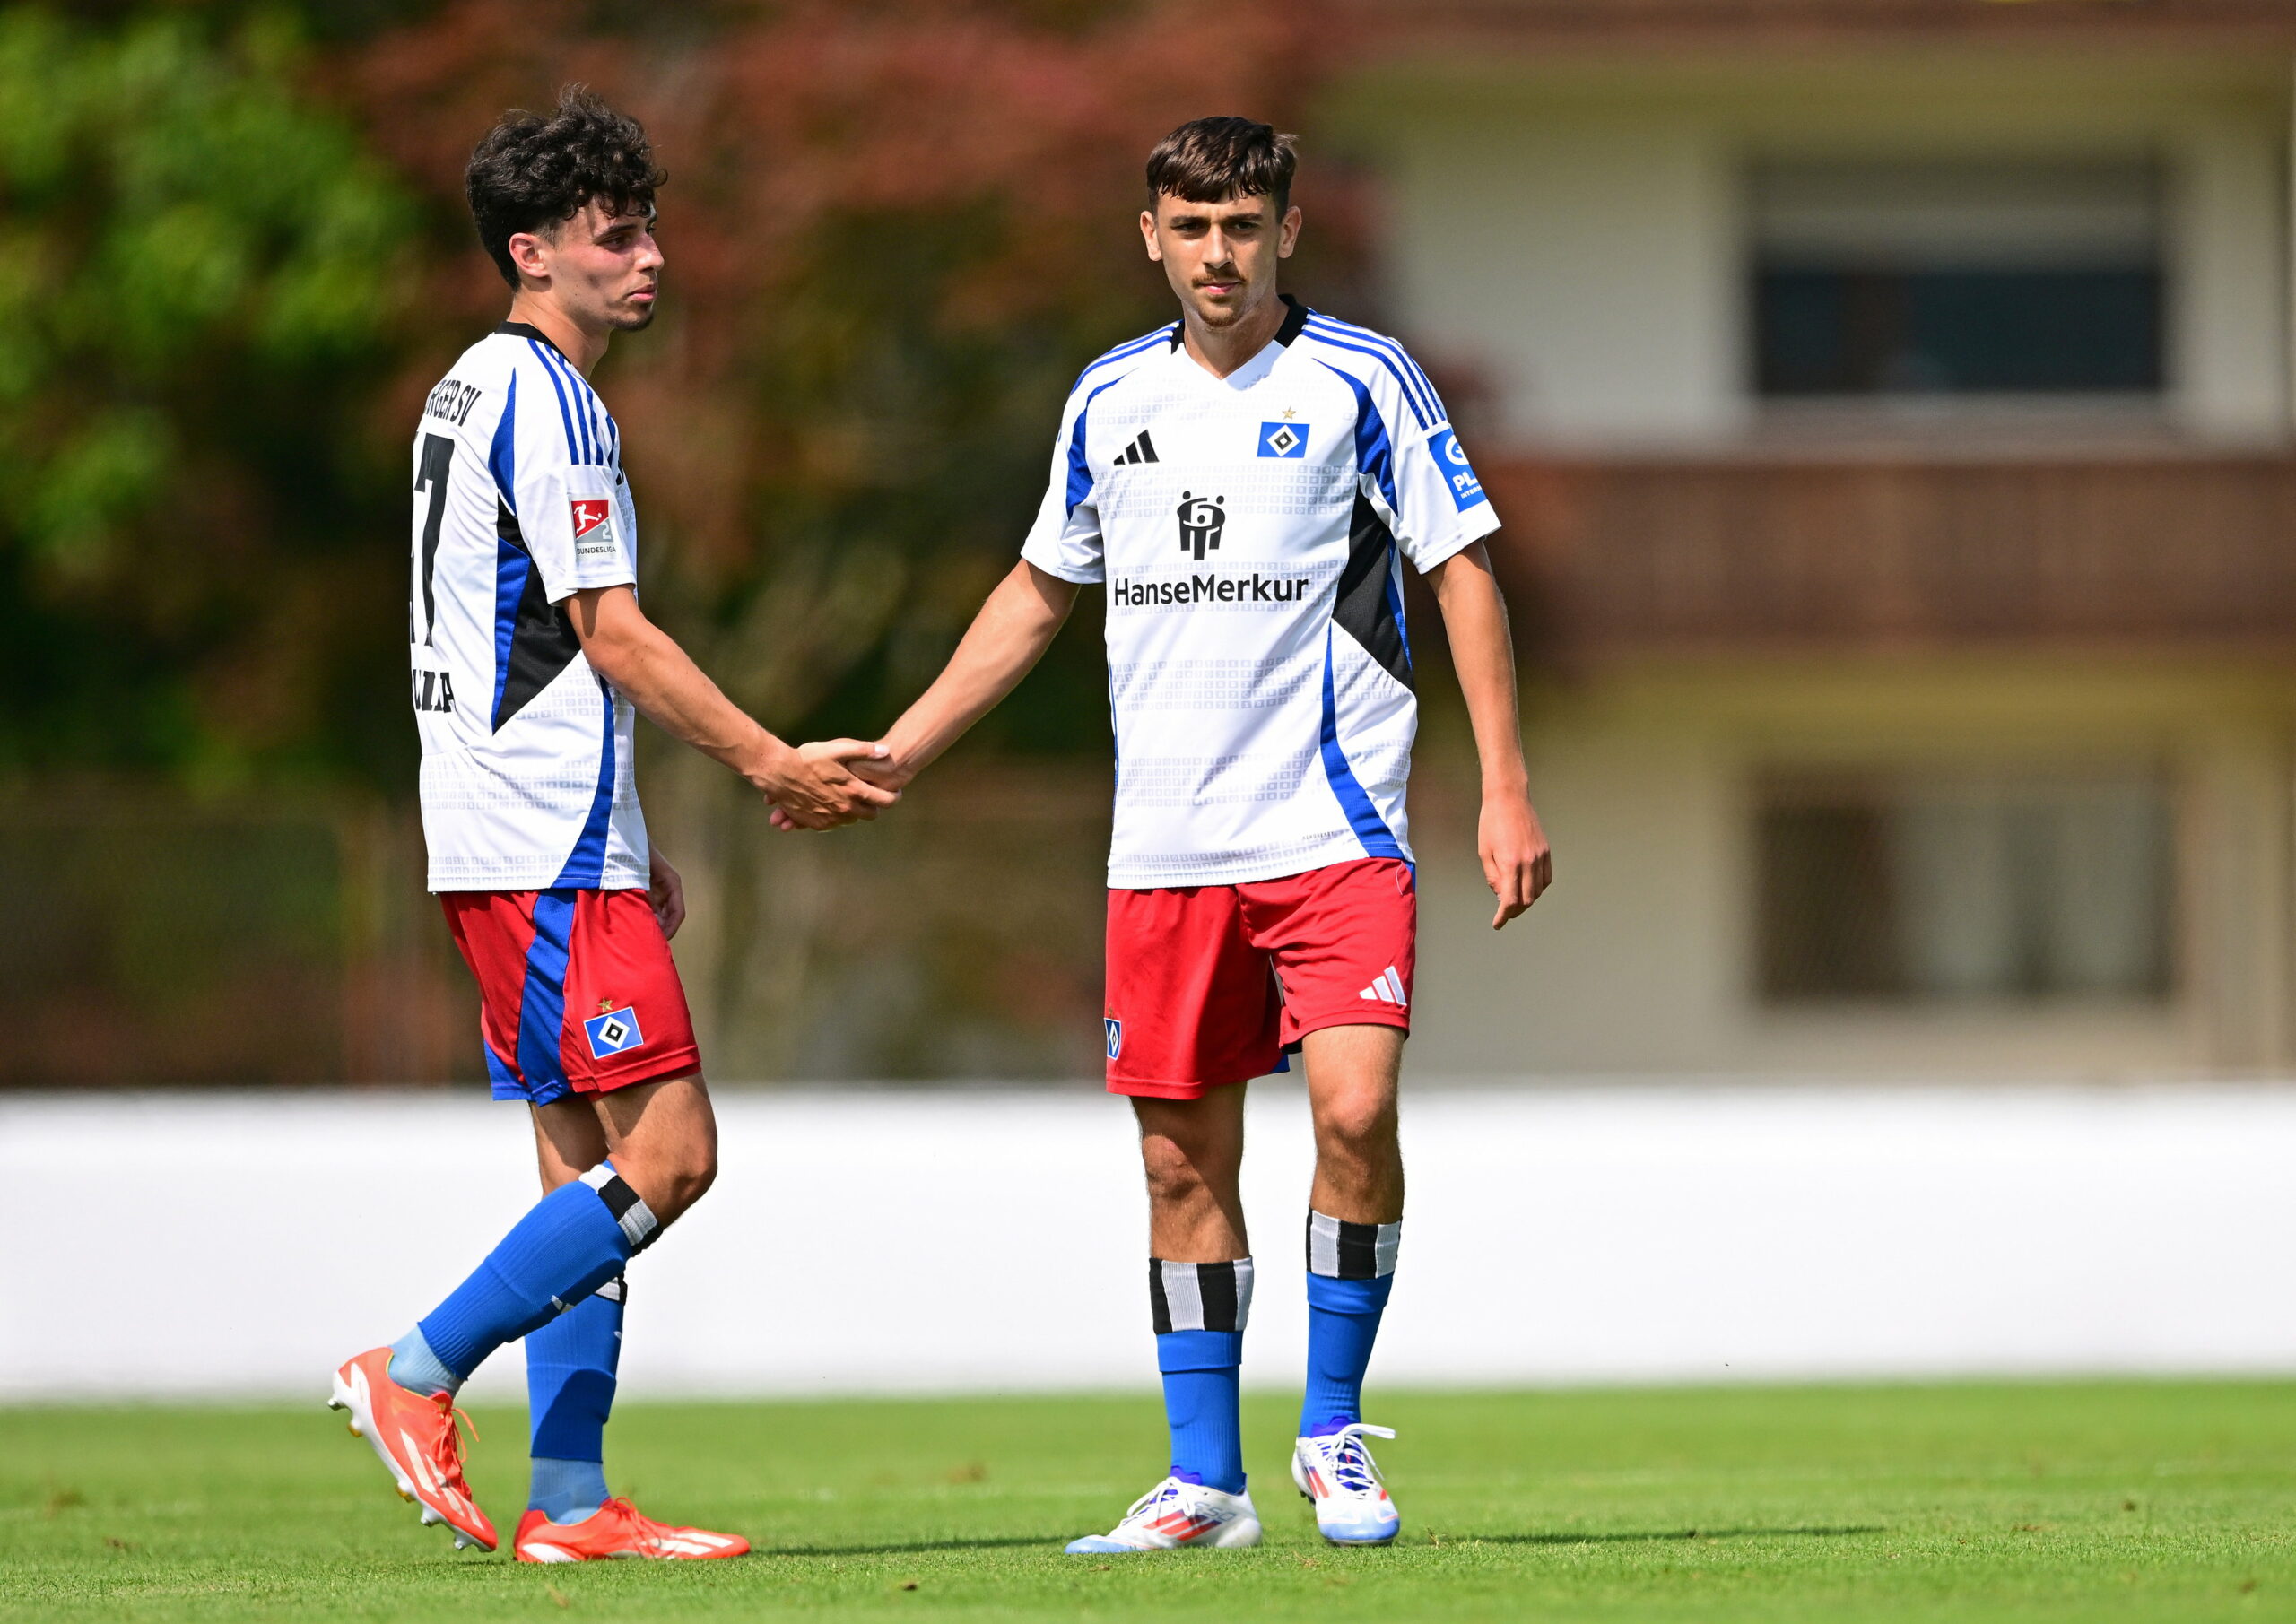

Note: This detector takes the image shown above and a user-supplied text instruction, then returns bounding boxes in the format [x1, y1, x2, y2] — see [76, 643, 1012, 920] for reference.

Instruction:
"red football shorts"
[1104, 857, 1416, 1099]
[441, 887, 702, 1107]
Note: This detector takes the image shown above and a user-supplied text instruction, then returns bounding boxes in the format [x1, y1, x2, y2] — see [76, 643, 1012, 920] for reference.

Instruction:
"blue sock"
[410, 1163, 658, 1385]
[1301, 1211, 1399, 1437]
[526, 1272, 624, 1523]
[1151, 1258, 1252, 1496]
[387, 1326, 461, 1398]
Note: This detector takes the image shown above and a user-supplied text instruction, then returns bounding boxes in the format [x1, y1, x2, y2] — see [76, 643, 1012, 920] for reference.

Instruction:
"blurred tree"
[0, 6, 415, 786]
[346, 0, 1353, 1069]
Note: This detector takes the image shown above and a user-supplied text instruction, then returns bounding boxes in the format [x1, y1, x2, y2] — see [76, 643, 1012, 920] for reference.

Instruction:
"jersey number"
[412, 433, 454, 645]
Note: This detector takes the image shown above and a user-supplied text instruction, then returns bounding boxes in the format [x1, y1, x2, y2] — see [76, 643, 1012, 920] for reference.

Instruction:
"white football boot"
[1065, 1475, 1263, 1553]
[1292, 1422, 1401, 1544]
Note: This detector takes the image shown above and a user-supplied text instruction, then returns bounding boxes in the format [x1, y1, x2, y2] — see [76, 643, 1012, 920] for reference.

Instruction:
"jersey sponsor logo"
[1431, 429, 1486, 511]
[584, 1005, 647, 1060]
[1258, 421, 1308, 458]
[410, 667, 457, 714]
[1105, 1017, 1123, 1060]
[423, 378, 482, 425]
[1177, 491, 1226, 560]
[1111, 570, 1311, 609]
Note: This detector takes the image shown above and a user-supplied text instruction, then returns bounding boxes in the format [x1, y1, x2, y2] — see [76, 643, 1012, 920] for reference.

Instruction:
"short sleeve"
[505, 353, 635, 604]
[1017, 387, 1106, 585]
[1388, 414, 1501, 573]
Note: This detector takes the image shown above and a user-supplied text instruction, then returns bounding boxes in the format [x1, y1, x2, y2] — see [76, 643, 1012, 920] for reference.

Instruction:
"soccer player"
[836, 117, 1552, 1550]
[332, 87, 894, 1559]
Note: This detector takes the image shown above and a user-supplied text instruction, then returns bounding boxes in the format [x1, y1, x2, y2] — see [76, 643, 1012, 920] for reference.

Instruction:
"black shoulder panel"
[492, 500, 586, 731]
[1333, 492, 1412, 691]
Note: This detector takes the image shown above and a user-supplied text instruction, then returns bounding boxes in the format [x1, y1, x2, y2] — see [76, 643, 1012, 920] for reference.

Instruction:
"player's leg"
[1068, 882, 1276, 1555]
[334, 890, 708, 1551]
[1248, 858, 1414, 1544]
[521, 1099, 621, 1531]
[512, 1081, 744, 1561]
[1140, 1089, 1251, 1498]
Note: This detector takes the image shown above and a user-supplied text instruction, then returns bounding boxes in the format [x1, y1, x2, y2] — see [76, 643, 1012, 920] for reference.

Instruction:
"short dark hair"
[465, 85, 665, 289]
[1145, 117, 1297, 216]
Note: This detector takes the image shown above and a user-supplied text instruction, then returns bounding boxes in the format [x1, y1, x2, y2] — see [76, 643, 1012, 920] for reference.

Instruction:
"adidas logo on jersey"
[1116, 430, 1159, 465]
[1359, 966, 1407, 1007]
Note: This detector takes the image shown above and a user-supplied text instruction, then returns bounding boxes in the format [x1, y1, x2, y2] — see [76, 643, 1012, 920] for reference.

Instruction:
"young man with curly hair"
[331, 86, 892, 1561]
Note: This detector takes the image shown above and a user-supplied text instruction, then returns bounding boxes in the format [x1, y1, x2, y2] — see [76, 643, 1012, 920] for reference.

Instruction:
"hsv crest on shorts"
[584, 1004, 646, 1059]
[1106, 1017, 1124, 1060]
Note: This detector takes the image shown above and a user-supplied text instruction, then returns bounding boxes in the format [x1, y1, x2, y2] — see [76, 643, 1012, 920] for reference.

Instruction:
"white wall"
[9, 1084, 2296, 1403]
[1337, 55, 2292, 447]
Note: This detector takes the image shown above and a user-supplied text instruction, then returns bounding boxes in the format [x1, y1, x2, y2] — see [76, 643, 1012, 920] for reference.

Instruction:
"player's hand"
[648, 848, 687, 938]
[1480, 790, 1551, 929]
[758, 739, 900, 830]
[770, 739, 916, 830]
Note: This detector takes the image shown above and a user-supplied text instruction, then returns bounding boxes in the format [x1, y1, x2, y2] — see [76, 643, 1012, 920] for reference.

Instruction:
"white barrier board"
[6, 1082, 2295, 1401]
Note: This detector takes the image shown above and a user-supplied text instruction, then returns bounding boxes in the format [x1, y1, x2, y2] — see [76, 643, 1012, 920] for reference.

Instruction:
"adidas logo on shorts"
[1359, 967, 1407, 1007]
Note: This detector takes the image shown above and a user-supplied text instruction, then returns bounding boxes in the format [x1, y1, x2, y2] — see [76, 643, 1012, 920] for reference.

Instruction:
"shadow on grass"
[1448, 1525, 1883, 1547]
[757, 1533, 1074, 1558]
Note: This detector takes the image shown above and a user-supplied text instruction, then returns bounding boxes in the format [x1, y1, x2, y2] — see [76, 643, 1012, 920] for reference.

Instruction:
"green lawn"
[3, 1383, 2293, 1621]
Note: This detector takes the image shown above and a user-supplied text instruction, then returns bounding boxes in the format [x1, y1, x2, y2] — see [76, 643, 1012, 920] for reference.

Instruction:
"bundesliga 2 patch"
[570, 496, 616, 556]
[1432, 429, 1487, 510]
[1258, 421, 1308, 459]
[1105, 1017, 1123, 1061]
[584, 1005, 646, 1061]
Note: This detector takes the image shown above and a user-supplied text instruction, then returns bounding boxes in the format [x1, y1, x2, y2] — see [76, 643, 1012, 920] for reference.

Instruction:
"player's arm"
[771, 561, 1077, 829]
[567, 585, 897, 830]
[1426, 541, 1552, 928]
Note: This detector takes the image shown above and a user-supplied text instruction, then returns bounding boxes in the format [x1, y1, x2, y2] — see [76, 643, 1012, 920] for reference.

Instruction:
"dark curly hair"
[465, 85, 665, 289]
[1145, 117, 1297, 216]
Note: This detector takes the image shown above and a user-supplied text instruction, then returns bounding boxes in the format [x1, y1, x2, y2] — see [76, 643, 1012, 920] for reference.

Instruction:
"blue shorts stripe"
[514, 890, 578, 1105]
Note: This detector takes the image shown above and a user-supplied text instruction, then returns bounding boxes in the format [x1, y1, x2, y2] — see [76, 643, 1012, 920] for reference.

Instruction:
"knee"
[1140, 1133, 1212, 1206]
[1315, 1090, 1396, 1161]
[622, 1141, 717, 1225]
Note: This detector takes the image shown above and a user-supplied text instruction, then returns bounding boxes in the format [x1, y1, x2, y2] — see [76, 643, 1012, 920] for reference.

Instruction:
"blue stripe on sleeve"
[529, 340, 582, 461]
[548, 346, 598, 465]
[1302, 320, 1432, 430]
[1065, 375, 1125, 517]
[1312, 315, 1446, 423]
[1306, 316, 1441, 424]
[1069, 324, 1177, 393]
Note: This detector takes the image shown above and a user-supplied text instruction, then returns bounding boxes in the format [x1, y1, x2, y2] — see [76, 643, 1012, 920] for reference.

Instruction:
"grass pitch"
[3, 1382, 2294, 1621]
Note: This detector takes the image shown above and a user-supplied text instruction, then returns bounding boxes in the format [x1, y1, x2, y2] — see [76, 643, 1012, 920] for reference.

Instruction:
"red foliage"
[339, 0, 1352, 595]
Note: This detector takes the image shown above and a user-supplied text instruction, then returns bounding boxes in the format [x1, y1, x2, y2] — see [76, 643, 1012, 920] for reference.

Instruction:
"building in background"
[1340, 0, 2296, 1075]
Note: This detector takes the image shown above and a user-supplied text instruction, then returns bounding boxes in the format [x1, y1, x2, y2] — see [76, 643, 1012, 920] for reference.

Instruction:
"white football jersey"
[1022, 299, 1500, 890]
[408, 323, 648, 893]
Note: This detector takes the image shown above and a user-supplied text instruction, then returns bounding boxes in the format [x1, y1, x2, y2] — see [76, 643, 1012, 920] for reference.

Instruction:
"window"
[1751, 159, 2164, 398]
[1756, 772, 2173, 1003]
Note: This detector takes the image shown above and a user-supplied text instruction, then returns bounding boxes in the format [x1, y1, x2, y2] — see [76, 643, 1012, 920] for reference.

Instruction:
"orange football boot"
[514, 1498, 750, 1562]
[329, 1347, 498, 1552]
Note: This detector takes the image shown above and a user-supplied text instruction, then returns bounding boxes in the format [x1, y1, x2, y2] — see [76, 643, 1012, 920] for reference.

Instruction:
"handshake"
[752, 737, 909, 833]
